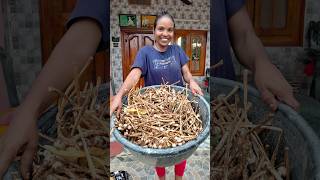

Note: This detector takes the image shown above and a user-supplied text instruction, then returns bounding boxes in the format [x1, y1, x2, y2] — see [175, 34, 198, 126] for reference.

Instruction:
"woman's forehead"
[156, 17, 174, 27]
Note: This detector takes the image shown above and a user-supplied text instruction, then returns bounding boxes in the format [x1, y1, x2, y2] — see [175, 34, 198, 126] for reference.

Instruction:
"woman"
[110, 11, 203, 180]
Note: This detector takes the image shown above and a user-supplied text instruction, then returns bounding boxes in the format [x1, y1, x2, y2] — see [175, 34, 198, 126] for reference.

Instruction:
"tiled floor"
[110, 137, 210, 180]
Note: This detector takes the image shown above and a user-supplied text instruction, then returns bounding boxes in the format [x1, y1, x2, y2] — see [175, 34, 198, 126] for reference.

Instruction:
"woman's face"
[154, 16, 174, 48]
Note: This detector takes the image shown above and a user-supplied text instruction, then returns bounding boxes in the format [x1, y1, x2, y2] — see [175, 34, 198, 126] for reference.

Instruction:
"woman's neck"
[153, 43, 168, 52]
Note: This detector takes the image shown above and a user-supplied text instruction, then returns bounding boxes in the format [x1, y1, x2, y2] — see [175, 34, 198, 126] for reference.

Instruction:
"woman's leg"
[175, 160, 187, 179]
[155, 166, 166, 180]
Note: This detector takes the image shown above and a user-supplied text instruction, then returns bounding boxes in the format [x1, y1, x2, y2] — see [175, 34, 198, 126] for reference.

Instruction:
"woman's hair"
[153, 11, 175, 30]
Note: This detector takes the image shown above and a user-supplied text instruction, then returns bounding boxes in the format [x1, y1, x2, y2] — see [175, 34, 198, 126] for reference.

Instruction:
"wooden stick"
[38, 132, 55, 143]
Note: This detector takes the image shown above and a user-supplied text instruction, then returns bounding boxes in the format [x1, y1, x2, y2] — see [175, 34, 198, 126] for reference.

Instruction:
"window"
[175, 30, 207, 76]
[246, 0, 305, 46]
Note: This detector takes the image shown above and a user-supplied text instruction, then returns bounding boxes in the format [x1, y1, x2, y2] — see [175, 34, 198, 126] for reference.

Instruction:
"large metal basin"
[111, 85, 210, 167]
[211, 77, 320, 180]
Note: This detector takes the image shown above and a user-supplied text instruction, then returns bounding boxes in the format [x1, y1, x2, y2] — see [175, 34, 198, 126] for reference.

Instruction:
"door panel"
[121, 29, 154, 88]
[39, 0, 107, 88]
[142, 35, 154, 46]
[128, 35, 139, 72]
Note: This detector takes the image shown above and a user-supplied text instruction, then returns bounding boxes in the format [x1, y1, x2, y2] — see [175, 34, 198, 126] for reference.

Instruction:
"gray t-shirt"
[66, 0, 108, 52]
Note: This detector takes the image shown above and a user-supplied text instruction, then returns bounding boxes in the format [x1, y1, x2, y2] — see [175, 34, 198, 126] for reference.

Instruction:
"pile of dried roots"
[212, 70, 289, 180]
[114, 85, 203, 149]
[31, 77, 109, 179]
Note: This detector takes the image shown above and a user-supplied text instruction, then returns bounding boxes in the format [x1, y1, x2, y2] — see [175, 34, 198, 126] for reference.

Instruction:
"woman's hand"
[189, 79, 204, 96]
[181, 64, 203, 96]
[254, 61, 300, 111]
[228, 6, 299, 111]
[0, 106, 39, 179]
[109, 68, 142, 118]
[110, 95, 123, 118]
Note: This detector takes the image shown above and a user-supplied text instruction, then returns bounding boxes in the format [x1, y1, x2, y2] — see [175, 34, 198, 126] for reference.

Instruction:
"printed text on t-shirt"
[153, 56, 177, 69]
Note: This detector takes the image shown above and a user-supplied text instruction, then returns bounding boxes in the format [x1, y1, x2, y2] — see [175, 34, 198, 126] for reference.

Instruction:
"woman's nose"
[163, 30, 169, 36]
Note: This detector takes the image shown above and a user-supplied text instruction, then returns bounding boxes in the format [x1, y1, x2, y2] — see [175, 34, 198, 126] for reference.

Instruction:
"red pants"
[155, 160, 187, 177]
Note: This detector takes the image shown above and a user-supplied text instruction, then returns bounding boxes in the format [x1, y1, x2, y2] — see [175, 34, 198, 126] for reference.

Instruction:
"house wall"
[265, 0, 320, 80]
[231, 0, 320, 94]
[2, 0, 42, 101]
[110, 0, 210, 92]
[2, 0, 318, 98]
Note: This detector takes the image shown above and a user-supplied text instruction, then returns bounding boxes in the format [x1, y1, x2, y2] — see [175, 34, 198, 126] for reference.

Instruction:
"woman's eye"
[157, 27, 164, 31]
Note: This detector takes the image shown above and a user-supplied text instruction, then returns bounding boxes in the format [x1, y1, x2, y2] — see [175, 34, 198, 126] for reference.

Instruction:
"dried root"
[212, 70, 289, 180]
[115, 84, 203, 149]
[32, 75, 108, 179]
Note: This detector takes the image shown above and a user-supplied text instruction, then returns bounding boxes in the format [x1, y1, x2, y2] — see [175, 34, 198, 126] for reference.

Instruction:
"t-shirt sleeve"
[131, 49, 147, 76]
[66, 0, 108, 52]
[225, 0, 245, 19]
[176, 45, 189, 67]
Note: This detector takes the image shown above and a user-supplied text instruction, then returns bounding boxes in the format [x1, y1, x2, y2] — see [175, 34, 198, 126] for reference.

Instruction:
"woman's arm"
[228, 6, 299, 110]
[181, 64, 203, 95]
[110, 68, 142, 116]
[24, 19, 102, 116]
[0, 19, 102, 179]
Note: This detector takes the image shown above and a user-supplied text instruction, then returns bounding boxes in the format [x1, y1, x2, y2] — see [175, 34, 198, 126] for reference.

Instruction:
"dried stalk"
[212, 70, 289, 180]
[115, 85, 203, 149]
[78, 126, 98, 178]
[33, 72, 108, 179]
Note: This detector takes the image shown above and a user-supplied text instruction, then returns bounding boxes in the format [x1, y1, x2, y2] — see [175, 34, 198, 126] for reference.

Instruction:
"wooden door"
[174, 30, 207, 76]
[121, 28, 154, 88]
[246, 0, 305, 46]
[39, 0, 108, 88]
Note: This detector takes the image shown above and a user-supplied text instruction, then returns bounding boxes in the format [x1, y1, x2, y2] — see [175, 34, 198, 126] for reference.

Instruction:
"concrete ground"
[110, 137, 210, 180]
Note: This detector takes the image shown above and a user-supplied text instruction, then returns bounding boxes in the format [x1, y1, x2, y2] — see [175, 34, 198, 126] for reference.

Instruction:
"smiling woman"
[153, 13, 174, 52]
[111, 11, 204, 180]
